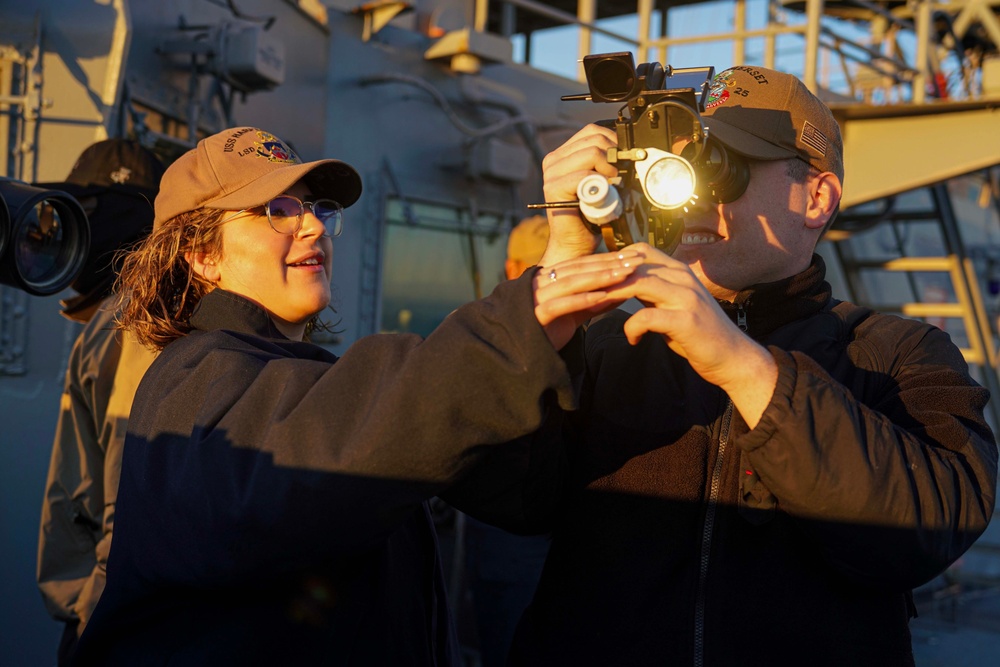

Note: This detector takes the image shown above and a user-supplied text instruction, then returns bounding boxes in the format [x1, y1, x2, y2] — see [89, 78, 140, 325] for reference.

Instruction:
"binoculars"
[1, 178, 90, 295]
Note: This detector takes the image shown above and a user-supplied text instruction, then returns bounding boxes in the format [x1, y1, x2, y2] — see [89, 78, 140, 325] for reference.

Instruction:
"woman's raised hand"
[532, 250, 642, 350]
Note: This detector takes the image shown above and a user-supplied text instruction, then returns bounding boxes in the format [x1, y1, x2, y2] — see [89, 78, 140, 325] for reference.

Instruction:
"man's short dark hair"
[785, 157, 814, 183]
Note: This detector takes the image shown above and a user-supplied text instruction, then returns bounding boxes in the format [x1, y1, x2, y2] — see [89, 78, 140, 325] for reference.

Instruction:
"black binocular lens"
[690, 140, 750, 204]
[15, 201, 71, 282]
[1, 180, 90, 296]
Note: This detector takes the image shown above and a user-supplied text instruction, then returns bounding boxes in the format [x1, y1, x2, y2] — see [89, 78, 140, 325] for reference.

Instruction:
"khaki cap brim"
[152, 127, 363, 228]
[205, 160, 361, 212]
[703, 114, 799, 162]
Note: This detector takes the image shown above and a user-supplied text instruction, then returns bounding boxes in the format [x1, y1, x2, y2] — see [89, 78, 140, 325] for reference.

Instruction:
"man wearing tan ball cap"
[482, 65, 996, 666]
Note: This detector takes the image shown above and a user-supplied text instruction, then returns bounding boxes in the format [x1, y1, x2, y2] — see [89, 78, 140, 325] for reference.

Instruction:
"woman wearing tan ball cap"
[73, 126, 642, 666]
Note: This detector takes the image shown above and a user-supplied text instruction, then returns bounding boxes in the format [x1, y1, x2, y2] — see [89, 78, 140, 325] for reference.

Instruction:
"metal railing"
[469, 0, 1000, 102]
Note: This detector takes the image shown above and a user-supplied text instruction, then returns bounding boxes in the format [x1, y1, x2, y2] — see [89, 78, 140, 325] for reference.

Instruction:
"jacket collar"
[718, 254, 832, 339]
[189, 289, 290, 340]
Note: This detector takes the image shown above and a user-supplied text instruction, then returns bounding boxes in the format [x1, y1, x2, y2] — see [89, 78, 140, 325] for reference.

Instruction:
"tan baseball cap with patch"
[153, 127, 363, 228]
[702, 66, 844, 184]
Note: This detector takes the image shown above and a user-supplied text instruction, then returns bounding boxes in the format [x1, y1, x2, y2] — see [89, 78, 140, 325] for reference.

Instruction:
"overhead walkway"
[834, 98, 1000, 208]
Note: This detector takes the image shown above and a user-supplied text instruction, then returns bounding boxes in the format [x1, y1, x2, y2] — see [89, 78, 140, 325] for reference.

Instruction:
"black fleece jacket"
[454, 255, 997, 667]
[74, 274, 576, 667]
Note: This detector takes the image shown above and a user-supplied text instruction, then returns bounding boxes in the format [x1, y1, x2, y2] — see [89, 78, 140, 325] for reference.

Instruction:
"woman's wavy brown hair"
[114, 208, 228, 350]
[115, 207, 338, 349]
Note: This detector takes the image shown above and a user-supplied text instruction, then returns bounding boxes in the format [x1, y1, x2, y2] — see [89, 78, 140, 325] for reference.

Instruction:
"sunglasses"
[223, 195, 344, 237]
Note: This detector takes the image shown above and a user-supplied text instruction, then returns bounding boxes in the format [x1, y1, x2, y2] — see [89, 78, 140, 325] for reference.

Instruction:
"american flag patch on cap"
[800, 120, 828, 156]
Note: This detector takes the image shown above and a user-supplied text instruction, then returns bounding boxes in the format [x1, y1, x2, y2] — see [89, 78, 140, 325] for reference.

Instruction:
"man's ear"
[805, 172, 843, 231]
[186, 251, 221, 284]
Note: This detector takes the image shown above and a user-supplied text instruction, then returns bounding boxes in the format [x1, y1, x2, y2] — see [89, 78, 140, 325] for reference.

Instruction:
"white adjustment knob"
[576, 174, 622, 225]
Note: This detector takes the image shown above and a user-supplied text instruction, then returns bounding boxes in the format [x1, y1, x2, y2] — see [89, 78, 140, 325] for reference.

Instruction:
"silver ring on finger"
[548, 269, 558, 282]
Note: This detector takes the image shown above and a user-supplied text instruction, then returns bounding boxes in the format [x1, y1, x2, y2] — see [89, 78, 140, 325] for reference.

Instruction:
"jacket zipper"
[736, 302, 748, 332]
[693, 399, 734, 667]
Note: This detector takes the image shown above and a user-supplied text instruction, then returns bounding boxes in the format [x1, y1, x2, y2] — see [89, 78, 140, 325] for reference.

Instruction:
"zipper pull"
[736, 303, 748, 332]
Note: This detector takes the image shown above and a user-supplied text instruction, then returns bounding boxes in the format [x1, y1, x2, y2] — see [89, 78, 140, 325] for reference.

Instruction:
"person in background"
[36, 138, 165, 665]
[72, 126, 641, 666]
[463, 214, 552, 667]
[503, 214, 550, 284]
